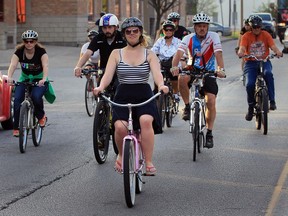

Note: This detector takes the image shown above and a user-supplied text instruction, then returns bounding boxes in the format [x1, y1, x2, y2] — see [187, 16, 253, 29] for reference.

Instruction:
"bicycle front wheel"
[261, 89, 269, 135]
[19, 102, 29, 153]
[32, 116, 43, 146]
[192, 103, 200, 162]
[136, 144, 144, 194]
[158, 94, 165, 128]
[123, 139, 136, 208]
[85, 78, 97, 117]
[93, 101, 110, 164]
[166, 93, 173, 128]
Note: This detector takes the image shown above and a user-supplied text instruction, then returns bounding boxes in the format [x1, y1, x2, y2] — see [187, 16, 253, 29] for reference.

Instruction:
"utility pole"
[241, 0, 243, 27]
[219, 0, 224, 25]
[229, 0, 231, 27]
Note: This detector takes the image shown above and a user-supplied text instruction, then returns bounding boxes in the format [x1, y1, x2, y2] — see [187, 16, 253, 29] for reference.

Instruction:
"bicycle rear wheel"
[93, 101, 110, 164]
[85, 78, 97, 117]
[123, 139, 136, 208]
[19, 102, 29, 153]
[32, 116, 43, 147]
[261, 89, 268, 135]
[166, 93, 173, 128]
[192, 103, 200, 162]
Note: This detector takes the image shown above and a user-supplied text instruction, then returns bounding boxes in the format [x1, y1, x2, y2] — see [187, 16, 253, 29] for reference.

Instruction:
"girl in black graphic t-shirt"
[7, 30, 54, 137]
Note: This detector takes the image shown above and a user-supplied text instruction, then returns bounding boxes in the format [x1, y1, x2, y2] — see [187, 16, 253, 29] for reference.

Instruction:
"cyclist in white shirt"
[151, 20, 181, 101]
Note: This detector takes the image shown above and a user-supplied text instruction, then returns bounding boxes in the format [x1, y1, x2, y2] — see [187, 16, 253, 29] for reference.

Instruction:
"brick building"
[0, 0, 186, 50]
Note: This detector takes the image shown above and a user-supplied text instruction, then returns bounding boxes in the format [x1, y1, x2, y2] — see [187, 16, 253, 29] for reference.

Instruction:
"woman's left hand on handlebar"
[159, 85, 169, 94]
[93, 87, 103, 96]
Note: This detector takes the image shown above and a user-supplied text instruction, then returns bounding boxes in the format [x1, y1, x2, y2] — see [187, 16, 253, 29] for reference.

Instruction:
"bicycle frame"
[189, 77, 206, 134]
[100, 91, 161, 207]
[100, 92, 161, 171]
[242, 54, 277, 135]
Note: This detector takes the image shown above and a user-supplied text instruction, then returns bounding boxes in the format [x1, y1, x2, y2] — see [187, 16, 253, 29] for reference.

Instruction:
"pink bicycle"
[100, 92, 161, 208]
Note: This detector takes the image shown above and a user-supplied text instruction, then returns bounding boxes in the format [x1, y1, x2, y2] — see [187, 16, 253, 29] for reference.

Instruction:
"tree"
[148, 0, 180, 38]
[196, 0, 217, 17]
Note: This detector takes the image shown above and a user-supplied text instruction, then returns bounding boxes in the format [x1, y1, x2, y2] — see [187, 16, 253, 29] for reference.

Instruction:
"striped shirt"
[116, 49, 150, 84]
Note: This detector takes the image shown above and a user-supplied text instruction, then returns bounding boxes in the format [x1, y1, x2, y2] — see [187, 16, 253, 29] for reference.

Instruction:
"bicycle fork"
[189, 99, 204, 133]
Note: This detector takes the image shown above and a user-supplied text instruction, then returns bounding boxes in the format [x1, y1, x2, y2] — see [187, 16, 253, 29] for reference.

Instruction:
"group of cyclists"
[6, 10, 283, 176]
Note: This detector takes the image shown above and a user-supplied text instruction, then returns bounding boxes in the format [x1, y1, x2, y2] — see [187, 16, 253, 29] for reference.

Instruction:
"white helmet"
[21, 30, 38, 40]
[193, 12, 211, 24]
[167, 12, 180, 20]
[99, 13, 119, 26]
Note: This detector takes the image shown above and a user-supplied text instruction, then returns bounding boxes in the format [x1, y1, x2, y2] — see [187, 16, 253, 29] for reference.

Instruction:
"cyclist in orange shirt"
[238, 15, 282, 121]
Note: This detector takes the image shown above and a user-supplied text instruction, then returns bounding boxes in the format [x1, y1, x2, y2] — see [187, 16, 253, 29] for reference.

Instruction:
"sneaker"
[182, 106, 190, 121]
[13, 130, 19, 137]
[39, 115, 47, 127]
[173, 94, 180, 103]
[245, 106, 254, 121]
[269, 101, 277, 110]
[204, 133, 214, 149]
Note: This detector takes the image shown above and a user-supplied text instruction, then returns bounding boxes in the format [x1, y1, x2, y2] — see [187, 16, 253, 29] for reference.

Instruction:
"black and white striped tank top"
[117, 49, 150, 84]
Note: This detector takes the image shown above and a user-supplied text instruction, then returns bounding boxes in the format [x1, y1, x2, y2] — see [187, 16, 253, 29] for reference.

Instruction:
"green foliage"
[255, 1, 277, 18]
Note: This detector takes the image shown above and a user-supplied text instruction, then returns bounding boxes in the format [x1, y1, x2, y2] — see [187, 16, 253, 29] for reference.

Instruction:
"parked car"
[186, 22, 232, 37]
[0, 71, 13, 130]
[249, 13, 277, 39]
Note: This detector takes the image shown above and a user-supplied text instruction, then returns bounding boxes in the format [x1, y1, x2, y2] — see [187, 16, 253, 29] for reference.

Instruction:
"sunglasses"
[24, 40, 36, 44]
[171, 19, 179, 22]
[252, 26, 261, 29]
[125, 28, 139, 35]
[164, 28, 174, 32]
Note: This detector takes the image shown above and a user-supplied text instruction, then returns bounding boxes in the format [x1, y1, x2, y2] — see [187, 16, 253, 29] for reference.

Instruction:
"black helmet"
[244, 18, 249, 25]
[121, 17, 143, 32]
[162, 20, 176, 29]
[87, 30, 98, 37]
[248, 15, 262, 28]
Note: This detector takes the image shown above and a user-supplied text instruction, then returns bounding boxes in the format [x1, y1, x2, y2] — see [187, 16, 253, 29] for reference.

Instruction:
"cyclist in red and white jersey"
[171, 12, 225, 149]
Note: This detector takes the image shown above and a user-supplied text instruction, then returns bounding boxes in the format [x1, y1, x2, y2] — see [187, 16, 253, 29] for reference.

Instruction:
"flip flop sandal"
[145, 166, 157, 176]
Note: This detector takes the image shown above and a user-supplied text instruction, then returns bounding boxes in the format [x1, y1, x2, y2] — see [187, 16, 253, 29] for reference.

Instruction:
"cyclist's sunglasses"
[24, 40, 36, 44]
[164, 28, 174, 32]
[125, 28, 140, 35]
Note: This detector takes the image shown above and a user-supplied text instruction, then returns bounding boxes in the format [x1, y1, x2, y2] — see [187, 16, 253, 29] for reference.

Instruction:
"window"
[0, 0, 4, 22]
[17, 0, 26, 23]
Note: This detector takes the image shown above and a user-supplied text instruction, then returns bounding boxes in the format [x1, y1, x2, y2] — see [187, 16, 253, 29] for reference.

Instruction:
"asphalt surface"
[0, 37, 235, 72]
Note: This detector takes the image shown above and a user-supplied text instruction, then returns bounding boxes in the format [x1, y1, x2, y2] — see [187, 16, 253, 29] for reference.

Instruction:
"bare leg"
[114, 120, 128, 163]
[178, 75, 190, 105]
[205, 93, 216, 130]
[139, 115, 155, 167]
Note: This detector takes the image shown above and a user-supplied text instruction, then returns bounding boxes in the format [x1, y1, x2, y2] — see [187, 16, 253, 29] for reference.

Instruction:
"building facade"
[0, 0, 186, 50]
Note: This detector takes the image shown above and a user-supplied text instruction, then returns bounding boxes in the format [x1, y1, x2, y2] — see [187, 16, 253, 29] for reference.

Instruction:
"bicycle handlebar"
[81, 68, 100, 76]
[99, 91, 162, 108]
[180, 68, 216, 79]
[239, 53, 277, 62]
[6, 80, 52, 86]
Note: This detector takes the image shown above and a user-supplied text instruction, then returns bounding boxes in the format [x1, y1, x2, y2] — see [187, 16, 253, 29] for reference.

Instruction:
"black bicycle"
[81, 68, 101, 117]
[157, 62, 179, 128]
[15, 81, 48, 153]
[242, 54, 277, 135]
[93, 84, 118, 164]
[181, 67, 216, 161]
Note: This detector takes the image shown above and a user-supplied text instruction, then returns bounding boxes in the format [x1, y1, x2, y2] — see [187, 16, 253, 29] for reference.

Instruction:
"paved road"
[0, 38, 288, 216]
